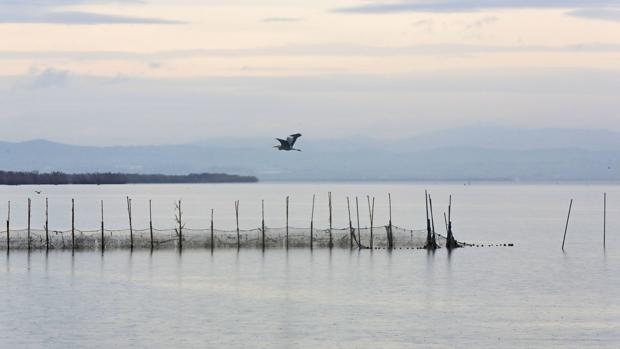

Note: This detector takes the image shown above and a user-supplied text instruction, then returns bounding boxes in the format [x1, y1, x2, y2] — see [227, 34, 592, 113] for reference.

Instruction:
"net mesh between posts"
[0, 225, 462, 250]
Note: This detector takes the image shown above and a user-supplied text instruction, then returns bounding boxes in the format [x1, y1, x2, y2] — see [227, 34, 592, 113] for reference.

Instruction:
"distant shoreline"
[0, 171, 258, 185]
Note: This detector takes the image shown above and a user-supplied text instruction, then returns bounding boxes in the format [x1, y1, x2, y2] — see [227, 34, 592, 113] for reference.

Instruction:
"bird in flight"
[274, 133, 302, 151]
[35, 190, 42, 195]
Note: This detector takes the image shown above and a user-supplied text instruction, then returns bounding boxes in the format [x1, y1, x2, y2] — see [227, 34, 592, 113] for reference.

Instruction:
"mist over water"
[1, 183, 619, 348]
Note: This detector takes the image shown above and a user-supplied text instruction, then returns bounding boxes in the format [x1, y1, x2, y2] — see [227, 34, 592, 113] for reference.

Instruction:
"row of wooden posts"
[3, 191, 455, 251]
[561, 193, 609, 250]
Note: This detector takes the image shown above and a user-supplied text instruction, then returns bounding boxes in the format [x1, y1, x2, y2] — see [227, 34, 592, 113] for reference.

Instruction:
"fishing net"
[0, 225, 462, 250]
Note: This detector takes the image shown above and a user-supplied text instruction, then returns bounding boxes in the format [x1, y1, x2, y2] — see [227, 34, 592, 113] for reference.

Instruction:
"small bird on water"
[274, 133, 302, 151]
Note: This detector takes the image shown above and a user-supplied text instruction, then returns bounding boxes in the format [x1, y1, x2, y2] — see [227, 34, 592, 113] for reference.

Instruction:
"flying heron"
[274, 133, 302, 151]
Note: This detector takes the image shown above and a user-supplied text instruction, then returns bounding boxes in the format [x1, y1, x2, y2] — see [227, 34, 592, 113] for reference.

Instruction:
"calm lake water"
[1, 183, 619, 348]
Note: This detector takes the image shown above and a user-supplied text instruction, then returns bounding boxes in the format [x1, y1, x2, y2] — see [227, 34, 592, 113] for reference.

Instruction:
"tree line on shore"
[0, 171, 258, 185]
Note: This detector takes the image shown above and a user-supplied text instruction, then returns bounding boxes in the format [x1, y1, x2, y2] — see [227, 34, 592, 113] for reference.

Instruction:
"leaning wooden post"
[27, 198, 31, 250]
[429, 195, 437, 247]
[71, 198, 75, 250]
[210, 208, 214, 249]
[261, 200, 265, 249]
[100, 200, 105, 251]
[328, 192, 333, 248]
[6, 201, 10, 250]
[367, 196, 375, 249]
[45, 198, 49, 250]
[310, 194, 315, 249]
[562, 199, 573, 251]
[347, 197, 354, 249]
[235, 200, 240, 249]
[127, 196, 133, 249]
[356, 197, 361, 249]
[603, 193, 606, 249]
[286, 196, 289, 249]
[424, 191, 432, 249]
[149, 200, 154, 249]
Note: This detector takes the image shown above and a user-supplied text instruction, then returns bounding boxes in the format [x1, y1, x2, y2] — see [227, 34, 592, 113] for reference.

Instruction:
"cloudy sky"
[1, 0, 619, 145]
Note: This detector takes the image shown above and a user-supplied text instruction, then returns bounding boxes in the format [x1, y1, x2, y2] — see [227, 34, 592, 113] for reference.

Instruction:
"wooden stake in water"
[71, 198, 75, 250]
[45, 198, 49, 250]
[6, 201, 10, 250]
[176, 200, 183, 250]
[235, 200, 240, 249]
[210, 208, 214, 250]
[149, 200, 154, 250]
[310, 194, 315, 249]
[387, 193, 393, 249]
[100, 200, 105, 251]
[603, 193, 607, 249]
[126, 196, 133, 249]
[356, 197, 361, 248]
[429, 195, 436, 246]
[347, 197, 354, 249]
[561, 199, 573, 251]
[367, 196, 375, 249]
[261, 200, 265, 250]
[328, 192, 333, 248]
[286, 196, 289, 249]
[27, 198, 31, 250]
[425, 191, 432, 248]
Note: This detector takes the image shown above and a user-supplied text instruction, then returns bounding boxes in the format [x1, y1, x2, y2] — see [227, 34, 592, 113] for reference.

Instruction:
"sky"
[0, 0, 619, 145]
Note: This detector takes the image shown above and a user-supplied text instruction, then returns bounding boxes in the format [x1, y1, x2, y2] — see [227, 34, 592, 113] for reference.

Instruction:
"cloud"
[27, 67, 70, 89]
[0, 2, 184, 25]
[465, 16, 498, 29]
[567, 8, 620, 22]
[2, 42, 620, 61]
[333, 1, 620, 14]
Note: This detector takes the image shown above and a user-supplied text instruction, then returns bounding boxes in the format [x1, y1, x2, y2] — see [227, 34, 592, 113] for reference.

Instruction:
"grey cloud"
[567, 8, 620, 22]
[333, 1, 620, 13]
[0, 1, 184, 24]
[27, 68, 70, 89]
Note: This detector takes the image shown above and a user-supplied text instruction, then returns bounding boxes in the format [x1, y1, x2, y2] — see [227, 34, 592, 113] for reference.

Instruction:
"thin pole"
[6, 201, 10, 250]
[261, 200, 265, 249]
[347, 197, 353, 249]
[235, 200, 240, 249]
[310, 195, 315, 249]
[388, 193, 393, 249]
[603, 193, 606, 249]
[101, 200, 105, 251]
[210, 208, 214, 249]
[149, 200, 153, 249]
[45, 198, 49, 250]
[177, 200, 183, 250]
[356, 197, 361, 249]
[367, 196, 375, 249]
[286, 196, 289, 249]
[27, 198, 31, 250]
[127, 196, 133, 249]
[429, 196, 436, 240]
[562, 199, 573, 251]
[71, 198, 75, 250]
[328, 192, 333, 248]
[425, 190, 432, 248]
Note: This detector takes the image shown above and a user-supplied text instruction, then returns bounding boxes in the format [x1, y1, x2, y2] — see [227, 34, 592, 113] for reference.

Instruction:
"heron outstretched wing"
[287, 133, 302, 147]
[276, 138, 288, 147]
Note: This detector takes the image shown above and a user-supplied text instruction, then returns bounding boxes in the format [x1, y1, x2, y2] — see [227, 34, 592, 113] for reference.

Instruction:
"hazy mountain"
[1, 127, 619, 181]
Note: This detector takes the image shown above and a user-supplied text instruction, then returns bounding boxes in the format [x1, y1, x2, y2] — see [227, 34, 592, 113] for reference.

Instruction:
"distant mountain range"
[1, 127, 620, 181]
